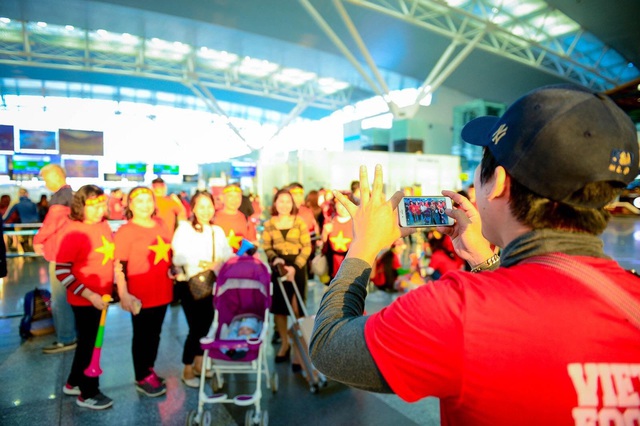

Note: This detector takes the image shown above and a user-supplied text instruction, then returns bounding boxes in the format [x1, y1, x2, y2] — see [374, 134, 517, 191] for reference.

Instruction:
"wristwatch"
[470, 253, 501, 273]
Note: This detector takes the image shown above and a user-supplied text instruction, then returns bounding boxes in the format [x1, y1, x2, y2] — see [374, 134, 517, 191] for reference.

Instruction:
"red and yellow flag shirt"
[325, 218, 353, 276]
[214, 210, 257, 251]
[55, 221, 115, 307]
[114, 219, 173, 307]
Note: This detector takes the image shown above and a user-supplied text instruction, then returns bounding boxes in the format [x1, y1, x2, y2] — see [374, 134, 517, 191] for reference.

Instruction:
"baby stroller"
[186, 255, 276, 426]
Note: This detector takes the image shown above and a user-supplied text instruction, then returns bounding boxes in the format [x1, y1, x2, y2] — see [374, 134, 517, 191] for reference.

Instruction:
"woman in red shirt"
[55, 185, 114, 410]
[114, 187, 173, 398]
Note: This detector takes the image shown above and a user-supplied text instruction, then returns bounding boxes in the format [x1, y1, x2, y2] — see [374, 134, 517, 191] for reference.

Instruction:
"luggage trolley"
[277, 277, 328, 393]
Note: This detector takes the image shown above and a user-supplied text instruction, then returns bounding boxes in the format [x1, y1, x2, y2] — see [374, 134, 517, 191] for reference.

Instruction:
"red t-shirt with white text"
[364, 256, 640, 425]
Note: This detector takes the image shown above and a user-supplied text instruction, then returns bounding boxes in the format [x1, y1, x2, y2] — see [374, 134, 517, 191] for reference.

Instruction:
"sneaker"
[43, 341, 77, 354]
[76, 393, 113, 410]
[136, 373, 167, 397]
[63, 384, 81, 396]
[149, 369, 166, 384]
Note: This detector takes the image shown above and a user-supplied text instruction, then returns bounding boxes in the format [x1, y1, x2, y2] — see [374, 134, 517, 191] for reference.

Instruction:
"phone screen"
[398, 196, 454, 227]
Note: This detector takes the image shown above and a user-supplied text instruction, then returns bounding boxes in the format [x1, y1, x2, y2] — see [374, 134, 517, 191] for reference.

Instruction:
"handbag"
[187, 269, 216, 300]
[187, 228, 217, 300]
[310, 252, 328, 277]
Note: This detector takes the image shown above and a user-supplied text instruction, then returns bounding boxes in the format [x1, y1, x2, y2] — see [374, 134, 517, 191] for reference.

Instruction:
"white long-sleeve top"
[171, 220, 233, 279]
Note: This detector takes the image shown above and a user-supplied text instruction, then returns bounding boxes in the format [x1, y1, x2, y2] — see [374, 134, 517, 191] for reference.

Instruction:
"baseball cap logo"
[609, 150, 633, 175]
[492, 124, 508, 145]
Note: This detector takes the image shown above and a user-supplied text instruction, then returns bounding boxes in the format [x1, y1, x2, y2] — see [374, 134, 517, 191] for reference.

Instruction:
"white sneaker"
[63, 383, 80, 396]
[76, 393, 113, 410]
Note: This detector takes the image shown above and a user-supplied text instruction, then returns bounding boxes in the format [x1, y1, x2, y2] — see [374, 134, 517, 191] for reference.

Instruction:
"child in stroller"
[186, 255, 276, 426]
[221, 315, 262, 341]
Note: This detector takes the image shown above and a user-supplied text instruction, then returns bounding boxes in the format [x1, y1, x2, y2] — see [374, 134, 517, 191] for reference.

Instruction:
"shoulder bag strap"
[210, 227, 216, 263]
[524, 253, 640, 331]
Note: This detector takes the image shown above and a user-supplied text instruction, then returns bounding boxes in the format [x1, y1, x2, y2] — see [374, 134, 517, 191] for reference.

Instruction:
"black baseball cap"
[461, 84, 639, 208]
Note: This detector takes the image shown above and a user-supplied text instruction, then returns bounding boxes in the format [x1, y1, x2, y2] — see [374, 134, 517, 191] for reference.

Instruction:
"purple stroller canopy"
[213, 256, 272, 332]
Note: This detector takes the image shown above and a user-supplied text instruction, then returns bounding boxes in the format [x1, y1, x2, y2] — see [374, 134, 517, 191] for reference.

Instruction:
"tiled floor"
[0, 216, 638, 425]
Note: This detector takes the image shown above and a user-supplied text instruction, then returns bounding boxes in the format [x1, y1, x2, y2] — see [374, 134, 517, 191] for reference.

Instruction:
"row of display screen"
[0, 125, 104, 155]
[0, 154, 182, 178]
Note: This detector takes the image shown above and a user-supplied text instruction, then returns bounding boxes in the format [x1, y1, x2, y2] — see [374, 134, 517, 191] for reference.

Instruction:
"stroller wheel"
[185, 410, 197, 426]
[244, 409, 255, 426]
[270, 372, 278, 393]
[245, 409, 268, 426]
[260, 410, 269, 426]
[200, 410, 212, 426]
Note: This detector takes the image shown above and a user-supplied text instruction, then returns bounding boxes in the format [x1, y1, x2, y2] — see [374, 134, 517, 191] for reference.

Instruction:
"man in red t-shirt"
[309, 85, 640, 426]
[107, 188, 125, 220]
[213, 183, 257, 252]
[151, 177, 187, 235]
[288, 183, 319, 237]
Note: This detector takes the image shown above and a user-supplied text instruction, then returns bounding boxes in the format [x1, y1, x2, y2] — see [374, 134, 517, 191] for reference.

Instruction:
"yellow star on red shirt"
[95, 235, 115, 265]
[227, 229, 244, 250]
[330, 231, 352, 252]
[149, 235, 172, 265]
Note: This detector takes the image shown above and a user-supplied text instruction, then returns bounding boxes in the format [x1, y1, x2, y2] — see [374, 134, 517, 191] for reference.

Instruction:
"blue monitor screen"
[116, 163, 147, 175]
[153, 164, 180, 175]
[64, 159, 100, 178]
[12, 154, 61, 174]
[0, 125, 15, 151]
[0, 154, 8, 174]
[230, 161, 257, 178]
[19, 129, 57, 151]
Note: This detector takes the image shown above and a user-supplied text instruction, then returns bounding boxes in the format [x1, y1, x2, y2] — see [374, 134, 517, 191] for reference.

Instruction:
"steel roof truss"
[347, 0, 638, 91]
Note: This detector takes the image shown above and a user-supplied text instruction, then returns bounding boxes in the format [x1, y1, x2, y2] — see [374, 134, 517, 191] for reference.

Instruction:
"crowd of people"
[14, 167, 366, 410]
[5, 83, 638, 423]
[21, 170, 267, 409]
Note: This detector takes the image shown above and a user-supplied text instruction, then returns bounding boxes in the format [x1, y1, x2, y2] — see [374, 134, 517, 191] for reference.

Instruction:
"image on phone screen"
[398, 196, 454, 227]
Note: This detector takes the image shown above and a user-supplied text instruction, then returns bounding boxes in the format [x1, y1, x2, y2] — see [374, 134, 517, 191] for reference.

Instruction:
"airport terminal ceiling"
[1, 0, 639, 123]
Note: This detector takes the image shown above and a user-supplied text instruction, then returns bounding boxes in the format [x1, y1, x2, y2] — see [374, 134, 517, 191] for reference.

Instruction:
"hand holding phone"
[398, 196, 455, 228]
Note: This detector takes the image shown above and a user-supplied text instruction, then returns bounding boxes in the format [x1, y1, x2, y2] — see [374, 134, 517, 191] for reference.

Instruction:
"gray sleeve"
[309, 258, 393, 394]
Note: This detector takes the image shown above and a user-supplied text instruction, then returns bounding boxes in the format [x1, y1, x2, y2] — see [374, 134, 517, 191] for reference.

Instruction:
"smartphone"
[398, 196, 455, 227]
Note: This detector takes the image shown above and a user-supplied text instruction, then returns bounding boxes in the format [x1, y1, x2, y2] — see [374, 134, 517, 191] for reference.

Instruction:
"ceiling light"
[65, 25, 74, 31]
[317, 77, 349, 94]
[36, 21, 47, 28]
[0, 17, 11, 24]
[273, 68, 316, 86]
[445, 0, 468, 7]
[238, 58, 279, 78]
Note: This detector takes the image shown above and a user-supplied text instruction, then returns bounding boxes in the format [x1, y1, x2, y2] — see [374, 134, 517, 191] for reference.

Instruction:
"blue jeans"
[49, 261, 76, 344]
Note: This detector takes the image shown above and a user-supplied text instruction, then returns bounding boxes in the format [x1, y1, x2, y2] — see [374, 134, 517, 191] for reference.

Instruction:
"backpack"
[19, 288, 55, 339]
